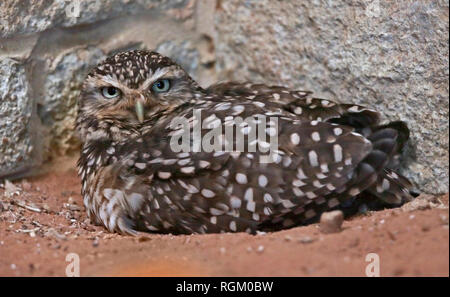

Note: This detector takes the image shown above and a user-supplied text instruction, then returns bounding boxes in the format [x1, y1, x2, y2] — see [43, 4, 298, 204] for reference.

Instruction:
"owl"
[76, 50, 414, 235]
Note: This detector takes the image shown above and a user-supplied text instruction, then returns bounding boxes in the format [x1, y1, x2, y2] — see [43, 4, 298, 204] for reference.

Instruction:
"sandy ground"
[0, 161, 448, 277]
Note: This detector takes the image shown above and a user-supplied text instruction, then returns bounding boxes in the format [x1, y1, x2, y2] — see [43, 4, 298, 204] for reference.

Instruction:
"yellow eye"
[152, 79, 170, 93]
[101, 87, 121, 99]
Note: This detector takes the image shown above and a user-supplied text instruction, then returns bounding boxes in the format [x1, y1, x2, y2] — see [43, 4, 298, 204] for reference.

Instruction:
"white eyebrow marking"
[139, 67, 171, 91]
[94, 75, 134, 95]
[101, 75, 125, 89]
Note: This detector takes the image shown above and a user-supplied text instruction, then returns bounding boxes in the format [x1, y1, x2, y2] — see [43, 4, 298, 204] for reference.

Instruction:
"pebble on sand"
[320, 210, 344, 234]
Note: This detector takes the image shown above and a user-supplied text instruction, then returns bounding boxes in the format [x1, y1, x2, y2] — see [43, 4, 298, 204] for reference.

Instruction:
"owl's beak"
[135, 101, 145, 123]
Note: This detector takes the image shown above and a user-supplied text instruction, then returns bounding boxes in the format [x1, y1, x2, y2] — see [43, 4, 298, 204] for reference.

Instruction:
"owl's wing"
[207, 82, 409, 167]
[207, 82, 381, 130]
[91, 98, 400, 234]
[84, 88, 409, 234]
[206, 82, 311, 97]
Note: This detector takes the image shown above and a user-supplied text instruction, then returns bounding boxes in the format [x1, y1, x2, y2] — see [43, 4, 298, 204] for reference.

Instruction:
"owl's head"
[76, 50, 202, 143]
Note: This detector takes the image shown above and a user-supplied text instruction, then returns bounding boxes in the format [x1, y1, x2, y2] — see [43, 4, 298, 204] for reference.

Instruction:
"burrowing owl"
[76, 50, 413, 235]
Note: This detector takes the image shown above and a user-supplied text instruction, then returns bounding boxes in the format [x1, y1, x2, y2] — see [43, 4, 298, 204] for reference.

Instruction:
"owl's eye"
[152, 79, 170, 93]
[101, 87, 121, 99]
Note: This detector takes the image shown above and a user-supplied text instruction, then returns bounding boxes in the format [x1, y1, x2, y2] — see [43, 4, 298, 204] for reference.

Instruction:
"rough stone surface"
[0, 0, 211, 179]
[155, 40, 200, 77]
[401, 194, 448, 212]
[0, 0, 448, 194]
[0, 0, 192, 38]
[215, 0, 449, 194]
[0, 58, 37, 178]
[42, 47, 105, 156]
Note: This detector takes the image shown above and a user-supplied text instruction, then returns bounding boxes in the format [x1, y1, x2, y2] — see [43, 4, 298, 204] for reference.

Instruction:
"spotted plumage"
[76, 50, 414, 235]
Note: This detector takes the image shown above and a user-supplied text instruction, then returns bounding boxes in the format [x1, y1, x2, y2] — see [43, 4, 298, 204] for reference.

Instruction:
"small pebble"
[406, 199, 430, 211]
[298, 236, 314, 244]
[401, 194, 436, 212]
[256, 245, 264, 253]
[320, 210, 344, 234]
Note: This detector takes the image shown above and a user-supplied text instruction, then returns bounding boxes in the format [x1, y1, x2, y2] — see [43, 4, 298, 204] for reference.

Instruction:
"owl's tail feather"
[360, 121, 414, 205]
[339, 126, 399, 197]
[340, 122, 414, 205]
[368, 121, 409, 168]
[366, 169, 414, 205]
[259, 124, 413, 230]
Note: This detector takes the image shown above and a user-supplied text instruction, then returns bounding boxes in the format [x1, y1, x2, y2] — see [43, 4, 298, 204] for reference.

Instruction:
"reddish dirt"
[0, 159, 448, 277]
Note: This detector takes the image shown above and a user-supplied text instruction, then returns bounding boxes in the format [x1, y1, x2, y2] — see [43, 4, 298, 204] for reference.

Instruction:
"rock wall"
[214, 0, 449, 194]
[0, 0, 448, 193]
[0, 0, 217, 179]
